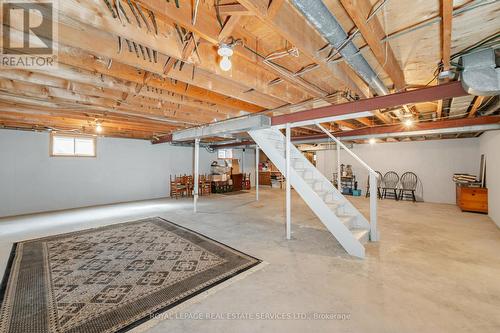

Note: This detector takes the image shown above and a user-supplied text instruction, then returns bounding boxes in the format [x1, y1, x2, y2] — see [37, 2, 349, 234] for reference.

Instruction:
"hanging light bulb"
[218, 43, 234, 72]
[404, 118, 414, 127]
[96, 123, 103, 133]
[219, 56, 232, 71]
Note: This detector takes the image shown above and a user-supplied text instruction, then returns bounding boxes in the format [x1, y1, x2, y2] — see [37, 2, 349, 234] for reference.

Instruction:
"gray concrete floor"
[1, 188, 499, 332]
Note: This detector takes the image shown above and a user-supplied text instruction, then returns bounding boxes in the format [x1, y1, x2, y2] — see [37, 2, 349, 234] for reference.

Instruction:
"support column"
[285, 123, 292, 240]
[194, 138, 200, 213]
[242, 149, 245, 173]
[369, 172, 379, 241]
[337, 142, 341, 190]
[256, 145, 259, 201]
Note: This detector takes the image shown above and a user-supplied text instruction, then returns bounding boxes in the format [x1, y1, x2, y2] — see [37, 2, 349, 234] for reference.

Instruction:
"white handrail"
[316, 123, 376, 175]
[316, 123, 379, 242]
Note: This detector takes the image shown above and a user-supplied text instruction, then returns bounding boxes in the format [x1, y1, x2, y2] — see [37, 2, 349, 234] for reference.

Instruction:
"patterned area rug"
[0, 217, 260, 333]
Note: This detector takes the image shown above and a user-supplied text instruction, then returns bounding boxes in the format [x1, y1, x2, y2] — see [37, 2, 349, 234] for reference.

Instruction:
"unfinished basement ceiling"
[0, 0, 498, 141]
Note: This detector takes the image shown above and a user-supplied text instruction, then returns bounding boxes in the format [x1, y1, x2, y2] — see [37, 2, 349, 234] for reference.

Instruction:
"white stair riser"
[249, 128, 371, 258]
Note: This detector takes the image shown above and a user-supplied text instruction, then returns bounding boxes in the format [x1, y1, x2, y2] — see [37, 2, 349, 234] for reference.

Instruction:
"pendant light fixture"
[217, 43, 234, 72]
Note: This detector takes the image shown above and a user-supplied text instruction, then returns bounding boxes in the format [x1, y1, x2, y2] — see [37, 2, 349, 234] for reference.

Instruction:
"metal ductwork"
[290, 0, 390, 97]
[461, 48, 500, 96]
[172, 115, 271, 141]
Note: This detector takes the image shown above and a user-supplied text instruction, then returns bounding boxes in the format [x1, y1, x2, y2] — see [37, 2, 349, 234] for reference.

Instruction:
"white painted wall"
[479, 130, 500, 227]
[0, 130, 230, 217]
[316, 138, 481, 204]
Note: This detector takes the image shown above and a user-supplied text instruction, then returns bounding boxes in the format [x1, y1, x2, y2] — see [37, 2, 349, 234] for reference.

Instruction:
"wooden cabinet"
[259, 172, 271, 186]
[456, 185, 488, 213]
[231, 173, 243, 192]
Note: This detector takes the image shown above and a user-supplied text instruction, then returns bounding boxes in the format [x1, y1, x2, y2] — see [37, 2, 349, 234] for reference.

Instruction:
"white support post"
[256, 146, 259, 201]
[285, 123, 292, 240]
[241, 149, 245, 173]
[337, 143, 341, 190]
[194, 138, 200, 213]
[369, 171, 379, 241]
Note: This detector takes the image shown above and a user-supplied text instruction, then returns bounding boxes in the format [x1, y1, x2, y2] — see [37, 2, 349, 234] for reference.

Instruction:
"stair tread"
[351, 229, 370, 243]
[252, 129, 372, 255]
[326, 202, 346, 208]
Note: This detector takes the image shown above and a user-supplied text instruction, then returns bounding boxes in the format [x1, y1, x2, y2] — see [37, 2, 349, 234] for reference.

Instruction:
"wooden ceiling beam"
[218, 16, 241, 42]
[0, 115, 165, 140]
[54, 50, 262, 113]
[468, 96, 486, 118]
[267, 0, 286, 19]
[217, 3, 251, 16]
[137, 0, 333, 98]
[55, 0, 310, 105]
[441, 0, 453, 71]
[0, 80, 217, 125]
[237, 0, 372, 98]
[0, 106, 177, 130]
[0, 108, 178, 133]
[0, 69, 239, 117]
[436, 99, 444, 119]
[0, 102, 179, 128]
[355, 117, 373, 127]
[0, 92, 197, 128]
[339, 0, 406, 90]
[6, 19, 284, 110]
[335, 120, 358, 130]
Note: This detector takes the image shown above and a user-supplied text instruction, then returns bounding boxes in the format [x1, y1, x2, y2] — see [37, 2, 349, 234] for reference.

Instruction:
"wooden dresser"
[258, 172, 272, 186]
[456, 185, 488, 213]
[231, 173, 243, 192]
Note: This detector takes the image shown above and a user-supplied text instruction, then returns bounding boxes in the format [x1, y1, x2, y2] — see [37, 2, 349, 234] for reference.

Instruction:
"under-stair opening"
[249, 127, 376, 258]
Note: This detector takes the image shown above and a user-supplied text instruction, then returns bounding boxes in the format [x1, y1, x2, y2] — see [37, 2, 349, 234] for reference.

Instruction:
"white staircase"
[249, 127, 371, 258]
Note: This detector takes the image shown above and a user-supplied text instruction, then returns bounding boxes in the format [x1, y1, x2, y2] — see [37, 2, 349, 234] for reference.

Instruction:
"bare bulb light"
[404, 119, 414, 127]
[96, 124, 103, 133]
[219, 56, 232, 71]
[369, 138, 376, 145]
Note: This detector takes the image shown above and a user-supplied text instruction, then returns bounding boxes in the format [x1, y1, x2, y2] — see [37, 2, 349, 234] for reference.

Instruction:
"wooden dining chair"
[170, 175, 187, 199]
[200, 174, 211, 196]
[189, 175, 195, 197]
[399, 172, 418, 202]
[382, 171, 399, 200]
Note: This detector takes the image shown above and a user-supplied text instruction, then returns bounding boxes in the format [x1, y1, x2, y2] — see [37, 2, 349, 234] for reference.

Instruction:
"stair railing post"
[285, 123, 292, 240]
[316, 123, 379, 242]
[369, 171, 379, 241]
[194, 138, 200, 213]
[337, 142, 341, 191]
[256, 145, 259, 201]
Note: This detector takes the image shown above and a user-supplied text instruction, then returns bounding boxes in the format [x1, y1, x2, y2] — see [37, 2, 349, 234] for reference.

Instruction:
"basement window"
[218, 149, 233, 159]
[50, 134, 96, 157]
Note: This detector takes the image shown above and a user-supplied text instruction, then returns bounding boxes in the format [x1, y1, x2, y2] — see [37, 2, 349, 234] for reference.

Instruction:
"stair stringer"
[249, 128, 367, 258]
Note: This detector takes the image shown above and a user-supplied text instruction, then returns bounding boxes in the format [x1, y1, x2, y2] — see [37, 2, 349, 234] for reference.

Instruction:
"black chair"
[399, 172, 418, 202]
[382, 171, 399, 200]
[366, 171, 383, 199]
